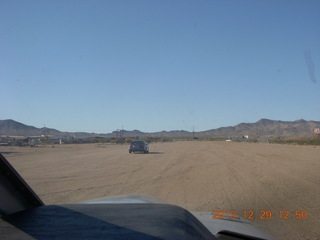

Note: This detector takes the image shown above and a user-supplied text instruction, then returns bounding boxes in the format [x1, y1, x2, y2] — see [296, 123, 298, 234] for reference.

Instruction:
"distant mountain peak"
[257, 118, 275, 124]
[294, 119, 307, 123]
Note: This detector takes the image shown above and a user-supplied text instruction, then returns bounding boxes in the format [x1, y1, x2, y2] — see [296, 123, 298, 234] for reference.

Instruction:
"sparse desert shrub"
[269, 136, 320, 145]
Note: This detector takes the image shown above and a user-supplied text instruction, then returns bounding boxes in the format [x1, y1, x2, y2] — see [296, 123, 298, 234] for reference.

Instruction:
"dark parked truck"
[128, 140, 149, 153]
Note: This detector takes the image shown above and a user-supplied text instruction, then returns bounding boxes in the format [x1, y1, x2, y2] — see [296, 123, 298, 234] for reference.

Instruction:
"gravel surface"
[1, 141, 320, 239]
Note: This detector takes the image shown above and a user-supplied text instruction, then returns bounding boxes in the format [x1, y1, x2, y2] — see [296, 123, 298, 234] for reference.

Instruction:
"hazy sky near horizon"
[1, 0, 320, 133]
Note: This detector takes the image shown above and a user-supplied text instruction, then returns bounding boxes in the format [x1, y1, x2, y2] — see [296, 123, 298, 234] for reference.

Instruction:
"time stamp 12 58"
[212, 210, 308, 220]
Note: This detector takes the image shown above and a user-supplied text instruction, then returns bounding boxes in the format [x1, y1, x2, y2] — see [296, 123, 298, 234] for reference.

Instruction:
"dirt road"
[1, 141, 320, 239]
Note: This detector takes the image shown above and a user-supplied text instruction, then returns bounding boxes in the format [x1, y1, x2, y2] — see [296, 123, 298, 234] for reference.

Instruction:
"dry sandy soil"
[1, 141, 320, 239]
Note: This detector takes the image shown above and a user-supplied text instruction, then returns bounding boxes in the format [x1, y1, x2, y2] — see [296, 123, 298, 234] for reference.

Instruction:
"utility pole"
[193, 126, 195, 139]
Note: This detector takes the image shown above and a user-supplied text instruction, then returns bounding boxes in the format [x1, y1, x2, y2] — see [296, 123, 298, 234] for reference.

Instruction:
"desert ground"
[1, 141, 319, 239]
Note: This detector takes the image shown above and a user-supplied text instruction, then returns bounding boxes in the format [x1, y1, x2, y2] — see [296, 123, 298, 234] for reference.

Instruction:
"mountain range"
[0, 119, 319, 139]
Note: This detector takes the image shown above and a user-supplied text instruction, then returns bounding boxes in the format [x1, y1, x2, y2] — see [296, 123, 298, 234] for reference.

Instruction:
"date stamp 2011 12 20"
[211, 210, 308, 220]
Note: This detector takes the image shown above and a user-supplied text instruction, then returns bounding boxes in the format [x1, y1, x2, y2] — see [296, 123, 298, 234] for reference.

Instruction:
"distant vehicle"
[129, 140, 149, 154]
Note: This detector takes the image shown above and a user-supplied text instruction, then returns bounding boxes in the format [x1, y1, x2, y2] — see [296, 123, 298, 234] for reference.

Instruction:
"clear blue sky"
[1, 0, 319, 133]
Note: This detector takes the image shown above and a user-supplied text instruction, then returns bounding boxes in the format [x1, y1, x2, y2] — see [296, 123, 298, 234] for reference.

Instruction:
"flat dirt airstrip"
[1, 141, 320, 239]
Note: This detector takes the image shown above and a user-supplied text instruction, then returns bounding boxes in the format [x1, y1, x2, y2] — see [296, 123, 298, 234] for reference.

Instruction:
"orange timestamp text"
[211, 210, 308, 220]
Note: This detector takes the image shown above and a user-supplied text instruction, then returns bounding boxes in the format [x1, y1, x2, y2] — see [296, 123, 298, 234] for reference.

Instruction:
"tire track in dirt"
[221, 144, 320, 239]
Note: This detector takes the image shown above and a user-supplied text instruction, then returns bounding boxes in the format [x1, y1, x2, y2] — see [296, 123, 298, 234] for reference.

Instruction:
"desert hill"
[0, 119, 319, 139]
